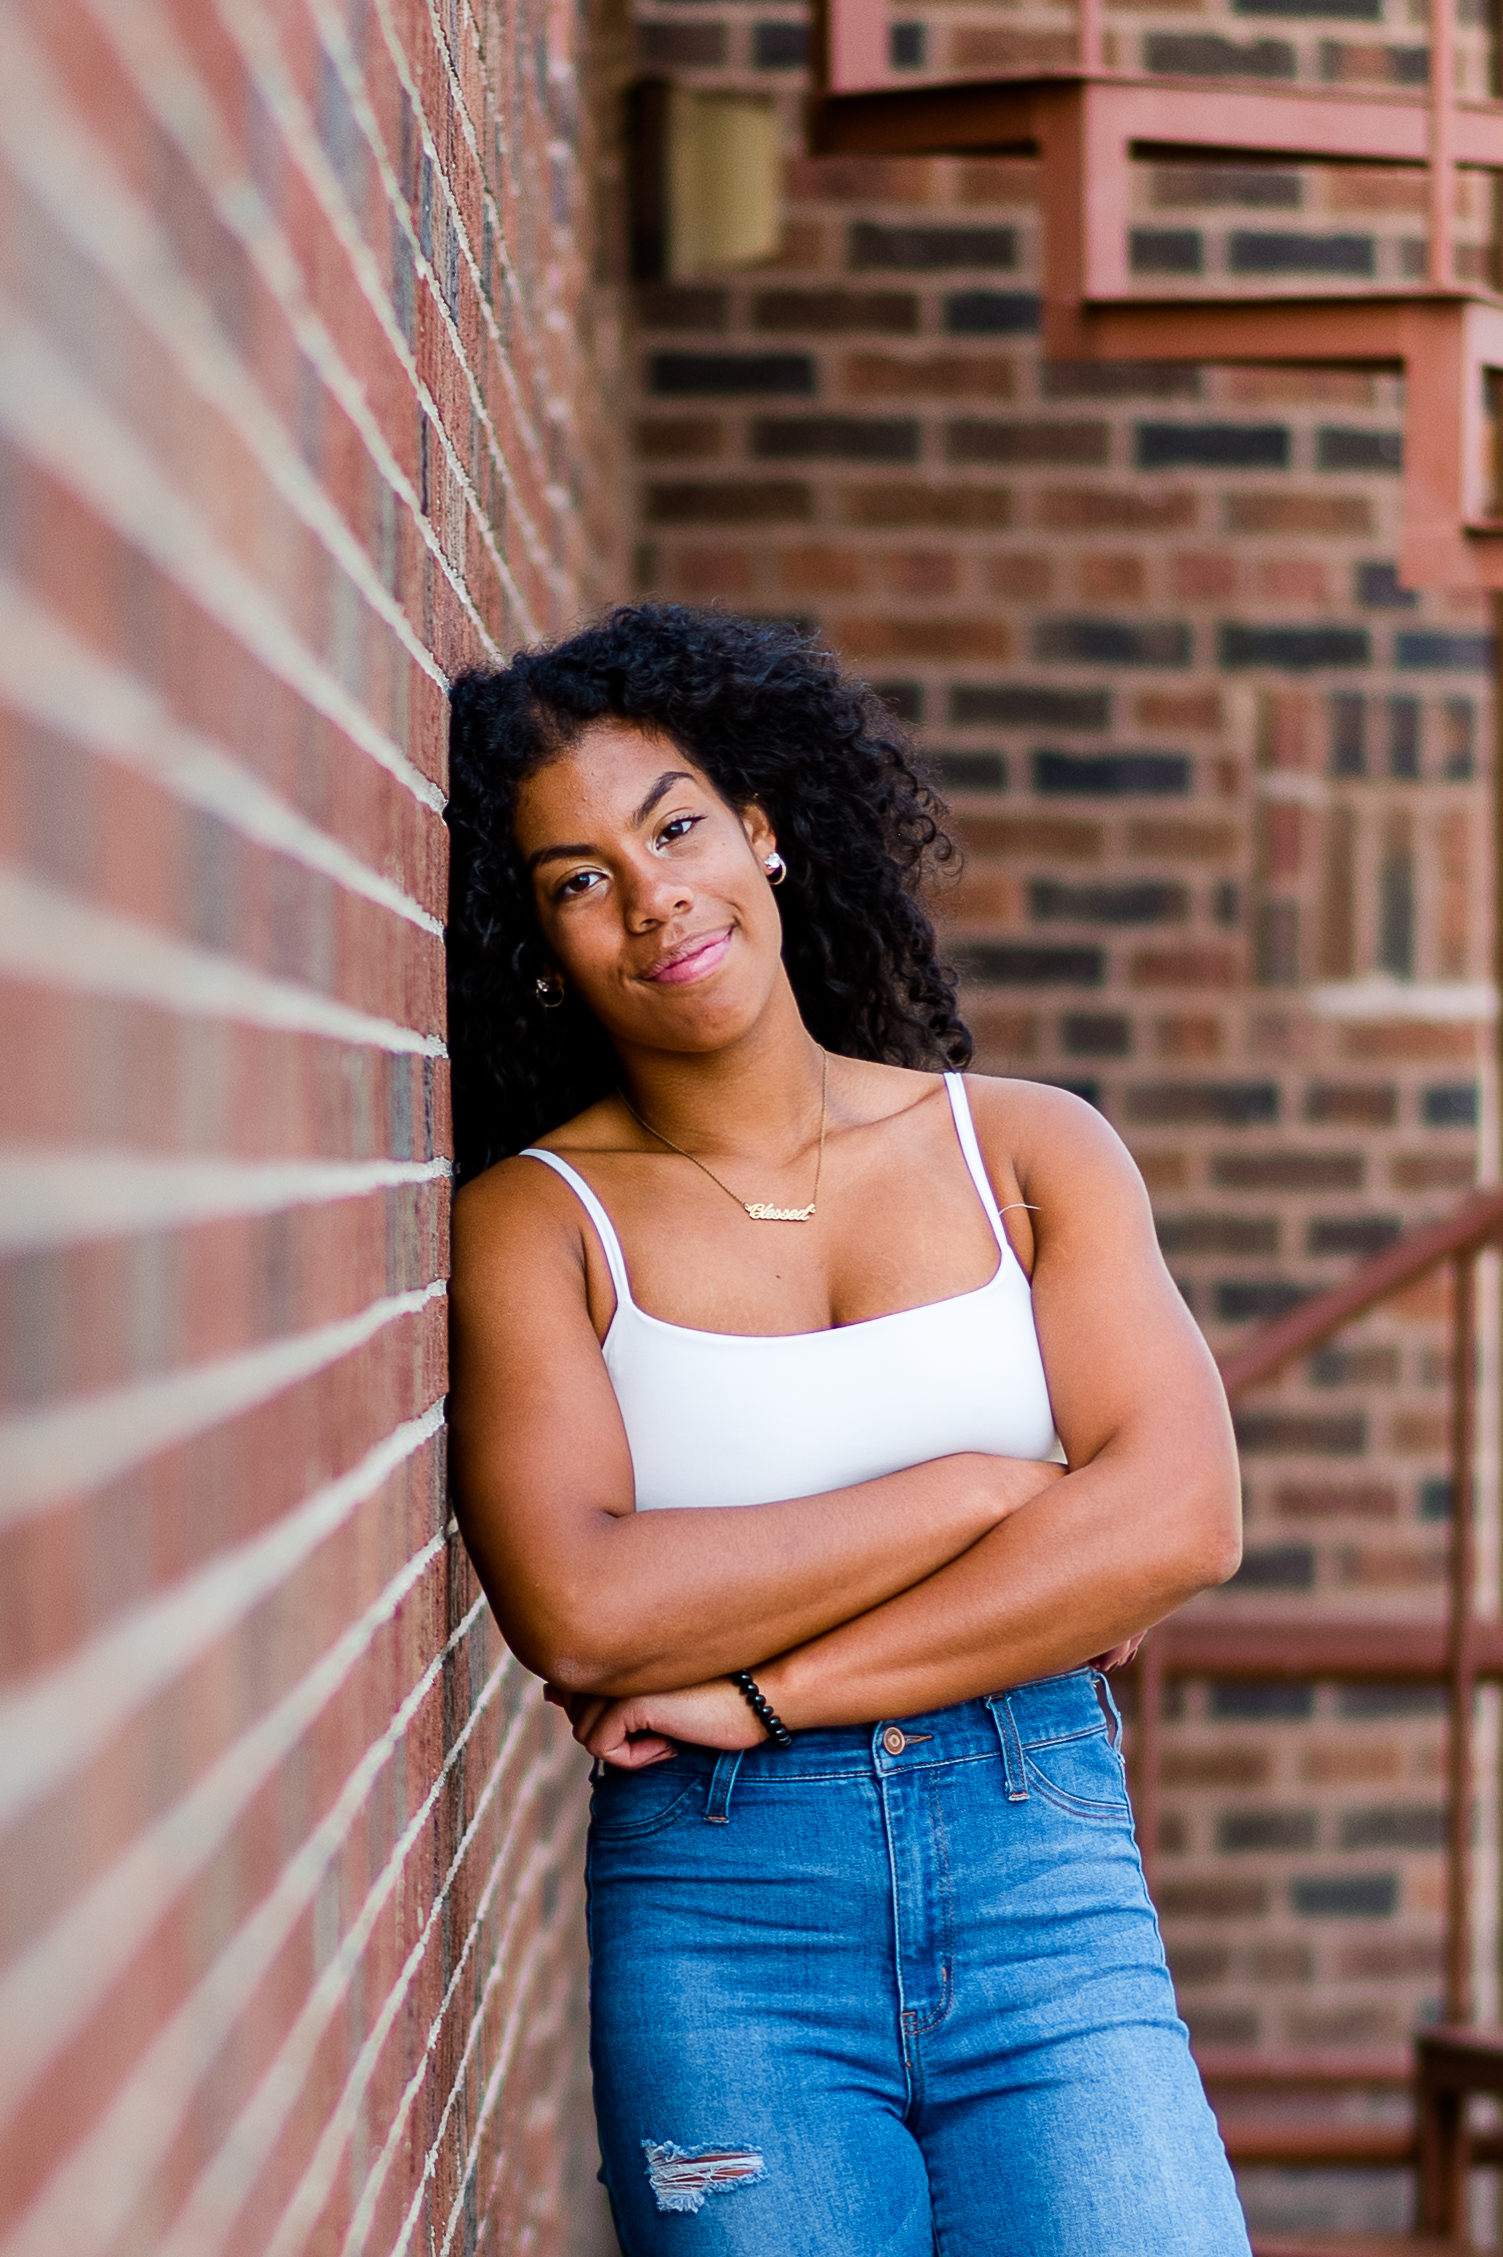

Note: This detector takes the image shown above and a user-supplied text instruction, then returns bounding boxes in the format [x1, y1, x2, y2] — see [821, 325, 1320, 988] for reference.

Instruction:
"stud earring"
[763, 851, 786, 887]
[534, 971, 565, 1009]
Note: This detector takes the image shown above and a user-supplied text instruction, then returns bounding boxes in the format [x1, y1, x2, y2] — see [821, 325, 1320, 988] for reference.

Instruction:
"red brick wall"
[627, 2, 1497, 2232]
[0, 2, 623, 2252]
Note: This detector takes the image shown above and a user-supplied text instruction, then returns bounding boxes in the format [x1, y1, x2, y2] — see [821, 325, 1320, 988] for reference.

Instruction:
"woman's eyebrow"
[528, 772, 696, 872]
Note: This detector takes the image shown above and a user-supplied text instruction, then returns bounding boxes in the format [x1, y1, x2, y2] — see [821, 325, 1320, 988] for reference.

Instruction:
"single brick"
[838, 616, 1012, 661]
[1317, 426, 1403, 470]
[1185, 2007, 1262, 2045]
[1128, 817, 1239, 858]
[647, 482, 812, 524]
[1038, 486, 1199, 531]
[1156, 1878, 1271, 1916]
[1233, 1410, 1367, 1453]
[1137, 690, 1223, 729]
[1307, 1343, 1400, 1386]
[945, 291, 1041, 334]
[1062, 1013, 1132, 1056]
[882, 549, 959, 596]
[1169, 1944, 1234, 1983]
[1356, 560, 1419, 608]
[986, 553, 1054, 598]
[959, 814, 1103, 857]
[953, 25, 1079, 69]
[1031, 878, 1188, 923]
[1219, 1808, 1318, 1851]
[638, 22, 726, 64]
[1043, 361, 1200, 397]
[1252, 1943, 1316, 1981]
[1290, 1874, 1398, 1917]
[755, 292, 920, 334]
[637, 286, 729, 331]
[1341, 1805, 1446, 1850]
[1217, 1280, 1312, 1320]
[1164, 1747, 1272, 1788]
[843, 352, 1016, 395]
[751, 416, 920, 461]
[1307, 1215, 1402, 1256]
[1225, 491, 1374, 533]
[1422, 1081, 1478, 1124]
[1145, 32, 1297, 70]
[845, 483, 1013, 529]
[1137, 423, 1290, 470]
[956, 686, 1111, 730]
[932, 750, 1008, 793]
[1340, 1683, 1447, 1718]
[1034, 617, 1192, 667]
[1230, 233, 1375, 275]
[1396, 631, 1494, 668]
[1172, 552, 1238, 600]
[1080, 554, 1147, 602]
[1276, 1481, 1397, 1518]
[635, 417, 722, 459]
[1305, 1082, 1397, 1125]
[851, 223, 1018, 271]
[649, 352, 815, 395]
[753, 20, 809, 66]
[1157, 1213, 1280, 1256]
[1213, 1150, 1363, 1190]
[873, 680, 924, 721]
[1302, 1739, 1404, 1783]
[777, 543, 865, 595]
[1128, 1082, 1278, 1125]
[958, 943, 1104, 985]
[947, 419, 1110, 466]
[1339, 1938, 1442, 1978]
[1131, 229, 1204, 274]
[1220, 624, 1371, 669]
[1033, 749, 1188, 791]
[1153, 164, 1304, 205]
[1392, 1151, 1476, 1190]
[1210, 1682, 1315, 1720]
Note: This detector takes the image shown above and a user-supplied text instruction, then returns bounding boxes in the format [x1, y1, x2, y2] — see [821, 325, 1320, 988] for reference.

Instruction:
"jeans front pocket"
[589, 1760, 701, 1839]
[1023, 1724, 1133, 1824]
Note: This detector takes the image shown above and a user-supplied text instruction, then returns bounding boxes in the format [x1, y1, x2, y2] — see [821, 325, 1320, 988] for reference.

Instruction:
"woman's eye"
[658, 815, 699, 846]
[559, 869, 603, 898]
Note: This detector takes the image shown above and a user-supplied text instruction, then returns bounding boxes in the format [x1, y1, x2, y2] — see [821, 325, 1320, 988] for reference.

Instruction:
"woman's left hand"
[545, 1676, 768, 1767]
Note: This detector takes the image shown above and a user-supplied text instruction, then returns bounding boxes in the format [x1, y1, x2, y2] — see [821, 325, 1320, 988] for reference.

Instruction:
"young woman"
[447, 606, 1251, 2257]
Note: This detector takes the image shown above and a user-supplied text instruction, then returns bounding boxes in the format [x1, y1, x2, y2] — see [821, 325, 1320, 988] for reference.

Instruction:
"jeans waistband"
[660, 1669, 1114, 1783]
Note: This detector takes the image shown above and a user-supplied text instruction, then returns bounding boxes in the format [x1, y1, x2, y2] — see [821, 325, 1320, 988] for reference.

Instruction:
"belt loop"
[704, 1749, 744, 1823]
[985, 1695, 1030, 1802]
[1095, 1667, 1124, 1749]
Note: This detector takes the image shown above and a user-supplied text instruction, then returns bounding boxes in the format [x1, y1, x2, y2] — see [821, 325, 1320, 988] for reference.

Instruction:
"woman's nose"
[621, 855, 690, 929]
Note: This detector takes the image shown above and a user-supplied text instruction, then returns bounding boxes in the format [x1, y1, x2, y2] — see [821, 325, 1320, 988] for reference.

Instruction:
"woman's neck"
[615, 986, 828, 1162]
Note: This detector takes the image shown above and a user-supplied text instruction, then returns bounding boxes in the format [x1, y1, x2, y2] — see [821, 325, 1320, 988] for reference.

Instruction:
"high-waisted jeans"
[586, 1670, 1251, 2257]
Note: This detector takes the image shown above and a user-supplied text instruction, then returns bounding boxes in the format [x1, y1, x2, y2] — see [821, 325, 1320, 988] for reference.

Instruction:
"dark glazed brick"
[1229, 232, 1375, 275]
[1420, 1479, 1453, 1520]
[646, 481, 812, 524]
[1233, 1410, 1367, 1453]
[637, 286, 729, 332]
[1127, 1082, 1278, 1124]
[1157, 1214, 1280, 1256]
[1238, 0, 1379, 14]
[1317, 427, 1403, 471]
[753, 20, 809, 66]
[1033, 748, 1189, 792]
[1137, 423, 1288, 470]
[1230, 1543, 1317, 1590]
[1043, 361, 1199, 397]
[953, 686, 1111, 730]
[873, 680, 924, 722]
[751, 417, 920, 462]
[958, 944, 1104, 985]
[1290, 1875, 1398, 1917]
[650, 353, 815, 395]
[1219, 1808, 1318, 1850]
[1213, 1151, 1363, 1190]
[1035, 618, 1193, 666]
[1146, 33, 1297, 71]
[753, 290, 920, 334]
[1210, 1682, 1315, 1719]
[931, 749, 1008, 792]
[638, 21, 726, 63]
[946, 420, 1109, 466]
[1422, 1082, 1478, 1125]
[1397, 632, 1494, 668]
[1341, 1806, 1446, 1850]
[945, 292, 1041, 335]
[1341, 1683, 1446, 1717]
[1305, 1083, 1398, 1126]
[1155, 166, 1302, 206]
[1217, 1280, 1311, 1320]
[891, 20, 927, 66]
[1062, 1013, 1132, 1056]
[1220, 624, 1371, 668]
[853, 224, 1017, 271]
[1307, 1215, 1402, 1256]
[1131, 229, 1204, 274]
[1356, 561, 1418, 607]
[1031, 879, 1188, 923]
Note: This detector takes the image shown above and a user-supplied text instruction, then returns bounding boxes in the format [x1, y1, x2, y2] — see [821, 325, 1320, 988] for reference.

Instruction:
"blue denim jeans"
[586, 1671, 1251, 2256]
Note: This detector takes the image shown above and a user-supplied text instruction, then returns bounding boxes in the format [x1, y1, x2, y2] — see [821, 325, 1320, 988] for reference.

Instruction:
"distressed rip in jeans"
[586, 1670, 1253, 2257]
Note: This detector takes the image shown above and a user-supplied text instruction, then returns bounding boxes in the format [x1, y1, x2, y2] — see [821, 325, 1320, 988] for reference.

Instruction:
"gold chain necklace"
[620, 1050, 829, 1222]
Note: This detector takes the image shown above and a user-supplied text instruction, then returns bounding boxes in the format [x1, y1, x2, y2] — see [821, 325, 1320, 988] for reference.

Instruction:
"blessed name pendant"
[744, 1202, 815, 1222]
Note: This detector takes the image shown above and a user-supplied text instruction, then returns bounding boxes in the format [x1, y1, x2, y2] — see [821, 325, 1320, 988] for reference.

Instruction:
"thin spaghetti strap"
[518, 1149, 634, 1306]
[942, 1073, 1011, 1256]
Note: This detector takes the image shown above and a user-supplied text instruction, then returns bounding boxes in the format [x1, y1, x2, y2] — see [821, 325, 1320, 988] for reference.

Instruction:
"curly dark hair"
[446, 603, 971, 1180]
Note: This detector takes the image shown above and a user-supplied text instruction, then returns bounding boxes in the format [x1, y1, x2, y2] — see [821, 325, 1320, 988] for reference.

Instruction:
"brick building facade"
[0, 1, 623, 2252]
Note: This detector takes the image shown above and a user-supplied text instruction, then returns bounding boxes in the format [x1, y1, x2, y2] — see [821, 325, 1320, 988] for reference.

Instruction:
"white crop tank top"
[521, 1073, 1064, 1511]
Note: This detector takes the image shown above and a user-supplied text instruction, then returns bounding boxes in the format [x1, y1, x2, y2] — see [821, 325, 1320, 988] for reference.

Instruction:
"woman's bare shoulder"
[961, 1072, 1153, 1210]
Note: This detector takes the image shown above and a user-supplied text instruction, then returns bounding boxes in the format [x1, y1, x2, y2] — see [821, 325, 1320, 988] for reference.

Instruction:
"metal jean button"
[882, 1726, 906, 1756]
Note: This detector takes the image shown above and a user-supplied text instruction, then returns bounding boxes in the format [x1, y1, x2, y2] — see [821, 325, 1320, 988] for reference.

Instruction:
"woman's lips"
[644, 929, 732, 985]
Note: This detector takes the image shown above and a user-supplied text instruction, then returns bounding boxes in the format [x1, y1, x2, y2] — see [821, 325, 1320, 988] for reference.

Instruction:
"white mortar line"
[0, 866, 445, 1051]
[0, 1276, 445, 1526]
[0, 578, 441, 935]
[0, 1152, 446, 1251]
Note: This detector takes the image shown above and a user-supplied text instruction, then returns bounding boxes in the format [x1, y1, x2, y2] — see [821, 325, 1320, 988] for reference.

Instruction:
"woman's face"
[512, 720, 785, 1055]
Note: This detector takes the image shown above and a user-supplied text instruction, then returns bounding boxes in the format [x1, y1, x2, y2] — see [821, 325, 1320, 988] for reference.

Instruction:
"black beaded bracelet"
[731, 1670, 794, 1749]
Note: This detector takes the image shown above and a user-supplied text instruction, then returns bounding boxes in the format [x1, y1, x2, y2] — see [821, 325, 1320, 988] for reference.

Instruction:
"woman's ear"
[741, 800, 776, 861]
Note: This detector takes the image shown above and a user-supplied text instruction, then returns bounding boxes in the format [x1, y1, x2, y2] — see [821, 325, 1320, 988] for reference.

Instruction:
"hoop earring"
[763, 851, 786, 887]
[534, 972, 565, 1010]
